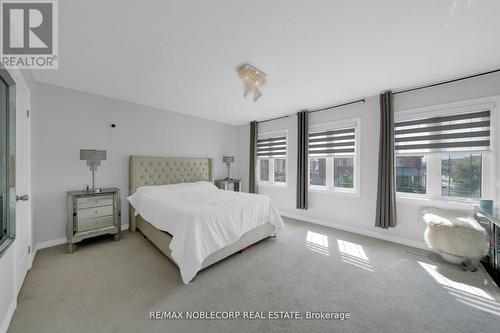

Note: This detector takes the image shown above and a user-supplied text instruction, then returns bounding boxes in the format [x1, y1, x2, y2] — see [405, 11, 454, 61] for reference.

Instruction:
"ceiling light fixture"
[237, 63, 266, 102]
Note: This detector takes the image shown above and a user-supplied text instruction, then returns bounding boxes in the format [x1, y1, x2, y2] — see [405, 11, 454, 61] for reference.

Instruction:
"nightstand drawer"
[76, 195, 113, 209]
[77, 216, 114, 232]
[77, 205, 113, 220]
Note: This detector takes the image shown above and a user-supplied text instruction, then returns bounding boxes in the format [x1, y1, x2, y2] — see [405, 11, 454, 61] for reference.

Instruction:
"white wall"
[237, 72, 500, 249]
[32, 82, 239, 245]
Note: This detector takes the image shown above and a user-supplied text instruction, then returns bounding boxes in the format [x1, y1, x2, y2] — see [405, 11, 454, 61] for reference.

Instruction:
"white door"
[15, 82, 31, 292]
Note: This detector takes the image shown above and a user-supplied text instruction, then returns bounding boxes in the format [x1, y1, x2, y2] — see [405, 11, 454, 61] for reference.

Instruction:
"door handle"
[16, 194, 29, 201]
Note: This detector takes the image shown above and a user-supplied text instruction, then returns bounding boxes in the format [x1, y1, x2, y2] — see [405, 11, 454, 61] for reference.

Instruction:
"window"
[0, 69, 15, 257]
[274, 158, 286, 183]
[395, 106, 492, 201]
[309, 158, 326, 186]
[259, 159, 269, 181]
[396, 156, 427, 194]
[257, 132, 287, 185]
[441, 154, 482, 199]
[308, 120, 359, 193]
[334, 157, 354, 188]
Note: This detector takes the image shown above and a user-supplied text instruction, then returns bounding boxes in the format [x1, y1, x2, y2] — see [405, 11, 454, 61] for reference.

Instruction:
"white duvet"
[127, 181, 284, 283]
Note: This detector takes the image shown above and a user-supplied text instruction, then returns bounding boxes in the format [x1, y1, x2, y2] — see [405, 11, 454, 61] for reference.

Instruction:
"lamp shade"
[223, 156, 234, 163]
[80, 149, 107, 161]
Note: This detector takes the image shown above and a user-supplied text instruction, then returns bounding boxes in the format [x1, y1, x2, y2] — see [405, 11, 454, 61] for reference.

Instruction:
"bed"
[128, 156, 284, 283]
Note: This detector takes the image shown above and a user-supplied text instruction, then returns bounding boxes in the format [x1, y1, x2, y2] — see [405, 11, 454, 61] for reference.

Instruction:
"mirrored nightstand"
[67, 188, 121, 253]
[214, 179, 241, 192]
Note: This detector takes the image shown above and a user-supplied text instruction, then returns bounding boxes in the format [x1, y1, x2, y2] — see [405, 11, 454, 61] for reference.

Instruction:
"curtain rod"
[393, 68, 500, 95]
[256, 68, 500, 124]
[308, 99, 366, 114]
[256, 99, 366, 124]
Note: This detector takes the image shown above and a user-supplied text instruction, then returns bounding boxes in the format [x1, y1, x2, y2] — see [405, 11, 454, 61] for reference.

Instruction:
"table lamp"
[80, 149, 107, 192]
[223, 156, 234, 180]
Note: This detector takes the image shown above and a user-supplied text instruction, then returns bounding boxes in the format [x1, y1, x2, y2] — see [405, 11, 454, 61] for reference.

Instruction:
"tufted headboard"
[128, 156, 213, 231]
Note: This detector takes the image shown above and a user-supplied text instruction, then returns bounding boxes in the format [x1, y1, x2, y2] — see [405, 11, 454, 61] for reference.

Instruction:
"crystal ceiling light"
[237, 64, 266, 102]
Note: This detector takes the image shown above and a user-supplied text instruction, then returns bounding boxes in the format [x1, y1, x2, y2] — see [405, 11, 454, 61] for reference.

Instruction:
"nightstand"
[215, 179, 241, 192]
[67, 188, 121, 253]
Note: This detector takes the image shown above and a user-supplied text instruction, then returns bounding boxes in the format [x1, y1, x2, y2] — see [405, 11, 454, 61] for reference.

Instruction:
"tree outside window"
[334, 157, 353, 188]
[441, 154, 482, 198]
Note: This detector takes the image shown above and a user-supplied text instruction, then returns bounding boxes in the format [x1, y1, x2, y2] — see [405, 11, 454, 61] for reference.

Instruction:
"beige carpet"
[8, 218, 500, 333]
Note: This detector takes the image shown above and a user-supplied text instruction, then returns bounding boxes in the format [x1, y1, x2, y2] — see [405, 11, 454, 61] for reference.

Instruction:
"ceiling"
[33, 0, 500, 125]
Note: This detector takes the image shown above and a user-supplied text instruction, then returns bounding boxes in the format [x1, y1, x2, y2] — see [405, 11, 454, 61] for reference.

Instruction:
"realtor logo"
[0, 0, 58, 69]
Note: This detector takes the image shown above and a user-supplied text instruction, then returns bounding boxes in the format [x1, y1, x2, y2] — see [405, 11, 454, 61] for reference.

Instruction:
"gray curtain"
[375, 91, 397, 228]
[249, 121, 258, 193]
[296, 111, 308, 209]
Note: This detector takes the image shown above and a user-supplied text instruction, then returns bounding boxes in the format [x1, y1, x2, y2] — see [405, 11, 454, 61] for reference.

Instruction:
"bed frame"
[128, 155, 276, 276]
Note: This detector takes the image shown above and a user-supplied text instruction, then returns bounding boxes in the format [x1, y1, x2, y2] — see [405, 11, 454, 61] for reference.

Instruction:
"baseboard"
[35, 237, 67, 251]
[0, 298, 16, 333]
[29, 246, 36, 269]
[35, 224, 129, 251]
[280, 211, 428, 251]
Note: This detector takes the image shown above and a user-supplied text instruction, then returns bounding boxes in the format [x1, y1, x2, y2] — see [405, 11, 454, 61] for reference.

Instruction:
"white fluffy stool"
[422, 208, 488, 264]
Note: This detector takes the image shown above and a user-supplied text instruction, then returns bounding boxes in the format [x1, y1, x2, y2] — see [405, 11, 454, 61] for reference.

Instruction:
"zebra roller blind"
[257, 135, 287, 158]
[308, 127, 356, 155]
[395, 110, 491, 153]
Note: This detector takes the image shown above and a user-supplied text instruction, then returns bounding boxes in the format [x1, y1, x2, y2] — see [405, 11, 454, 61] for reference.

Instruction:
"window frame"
[257, 130, 288, 187]
[395, 99, 495, 203]
[308, 118, 361, 195]
[0, 67, 16, 257]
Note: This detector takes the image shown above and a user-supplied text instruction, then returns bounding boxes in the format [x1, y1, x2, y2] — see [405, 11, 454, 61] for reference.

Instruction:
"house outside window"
[396, 156, 427, 194]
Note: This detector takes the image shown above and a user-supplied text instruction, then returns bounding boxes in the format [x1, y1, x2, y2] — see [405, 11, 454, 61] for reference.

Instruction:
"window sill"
[396, 195, 477, 210]
[258, 182, 288, 189]
[309, 187, 360, 198]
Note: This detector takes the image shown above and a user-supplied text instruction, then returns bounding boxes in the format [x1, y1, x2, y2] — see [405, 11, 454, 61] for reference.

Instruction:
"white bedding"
[127, 181, 284, 283]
